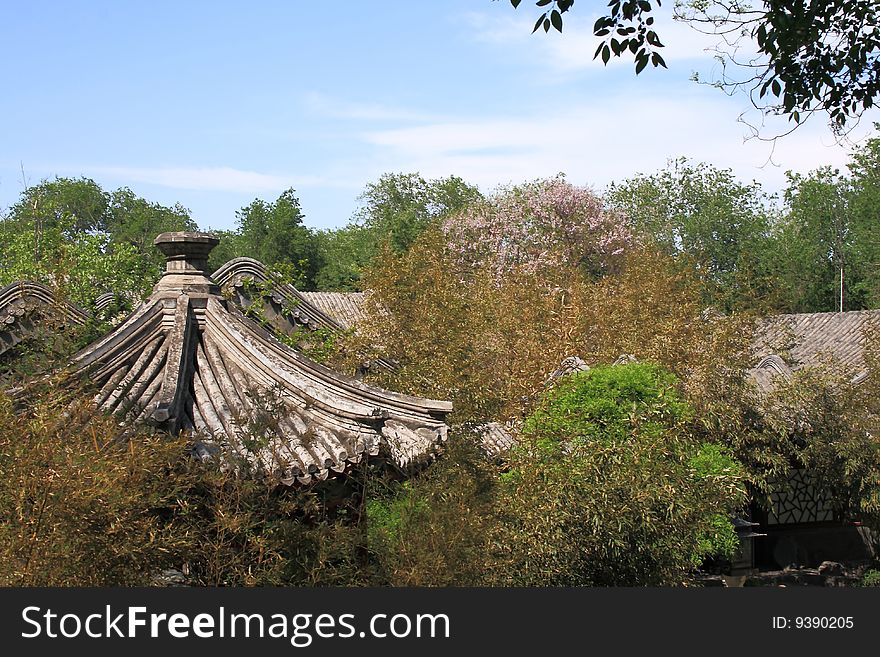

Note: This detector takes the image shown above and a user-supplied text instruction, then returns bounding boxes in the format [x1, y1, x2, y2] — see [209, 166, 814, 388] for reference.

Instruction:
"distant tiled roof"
[300, 292, 368, 329]
[477, 421, 519, 460]
[750, 309, 880, 392]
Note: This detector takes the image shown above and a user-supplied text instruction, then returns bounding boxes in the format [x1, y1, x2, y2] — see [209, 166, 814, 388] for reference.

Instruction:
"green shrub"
[487, 363, 748, 586]
[523, 363, 692, 443]
[861, 569, 880, 587]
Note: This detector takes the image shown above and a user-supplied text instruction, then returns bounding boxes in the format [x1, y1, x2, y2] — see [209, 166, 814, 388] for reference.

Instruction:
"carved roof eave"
[212, 256, 395, 372]
[68, 234, 452, 485]
[0, 281, 90, 357]
[213, 257, 343, 331]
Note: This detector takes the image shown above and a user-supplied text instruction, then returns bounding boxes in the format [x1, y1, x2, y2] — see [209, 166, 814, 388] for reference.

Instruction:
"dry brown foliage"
[353, 227, 757, 428]
[0, 380, 366, 586]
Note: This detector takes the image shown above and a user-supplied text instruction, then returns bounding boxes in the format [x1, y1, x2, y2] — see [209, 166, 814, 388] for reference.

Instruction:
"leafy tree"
[0, 177, 193, 309]
[764, 128, 880, 312]
[488, 363, 747, 585]
[357, 214, 753, 425]
[773, 167, 855, 312]
[442, 174, 631, 280]
[844, 131, 880, 307]
[204, 229, 242, 271]
[364, 437, 497, 586]
[106, 187, 196, 258]
[356, 172, 483, 254]
[314, 173, 482, 291]
[508, 0, 880, 133]
[0, 223, 158, 310]
[605, 158, 776, 310]
[209, 188, 322, 290]
[5, 177, 108, 235]
[313, 225, 375, 291]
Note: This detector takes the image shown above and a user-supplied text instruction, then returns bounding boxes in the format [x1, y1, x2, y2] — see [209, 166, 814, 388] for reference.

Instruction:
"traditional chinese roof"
[212, 257, 392, 372]
[213, 257, 369, 330]
[68, 233, 452, 484]
[478, 421, 519, 460]
[299, 292, 368, 329]
[750, 309, 879, 393]
[212, 257, 346, 332]
[0, 281, 89, 358]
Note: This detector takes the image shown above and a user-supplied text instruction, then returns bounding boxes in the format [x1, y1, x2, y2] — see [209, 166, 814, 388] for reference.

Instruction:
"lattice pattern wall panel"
[767, 469, 835, 525]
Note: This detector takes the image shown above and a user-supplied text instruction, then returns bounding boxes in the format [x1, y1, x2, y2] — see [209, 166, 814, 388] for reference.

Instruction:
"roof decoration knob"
[154, 232, 219, 276]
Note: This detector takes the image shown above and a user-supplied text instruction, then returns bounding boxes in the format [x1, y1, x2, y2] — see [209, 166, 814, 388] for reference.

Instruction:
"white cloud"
[360, 90, 862, 196]
[81, 166, 349, 194]
[302, 91, 437, 122]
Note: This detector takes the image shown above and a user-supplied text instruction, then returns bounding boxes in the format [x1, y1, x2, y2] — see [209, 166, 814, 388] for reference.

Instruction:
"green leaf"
[532, 15, 545, 33]
[550, 9, 563, 32]
[646, 31, 664, 48]
[510, 0, 522, 8]
[602, 45, 611, 65]
[636, 55, 648, 75]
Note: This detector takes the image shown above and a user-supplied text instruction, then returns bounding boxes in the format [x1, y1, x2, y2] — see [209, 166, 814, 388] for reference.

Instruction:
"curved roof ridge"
[64, 234, 451, 484]
[753, 354, 792, 377]
[0, 280, 89, 324]
[212, 256, 344, 332]
[0, 280, 90, 358]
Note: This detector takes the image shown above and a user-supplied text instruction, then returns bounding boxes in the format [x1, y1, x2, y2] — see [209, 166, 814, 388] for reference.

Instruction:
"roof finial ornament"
[153, 232, 220, 296]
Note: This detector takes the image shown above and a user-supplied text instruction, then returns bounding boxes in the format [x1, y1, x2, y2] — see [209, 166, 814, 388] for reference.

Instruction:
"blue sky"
[2, 1, 876, 232]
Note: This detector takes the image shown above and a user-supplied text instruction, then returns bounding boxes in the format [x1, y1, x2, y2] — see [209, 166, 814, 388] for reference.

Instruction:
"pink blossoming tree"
[441, 175, 631, 279]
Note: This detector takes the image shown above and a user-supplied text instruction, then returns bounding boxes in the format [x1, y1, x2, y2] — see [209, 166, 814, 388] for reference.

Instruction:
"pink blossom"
[441, 176, 631, 279]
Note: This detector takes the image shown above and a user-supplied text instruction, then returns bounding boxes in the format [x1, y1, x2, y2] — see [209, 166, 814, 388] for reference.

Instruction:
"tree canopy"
[508, 0, 880, 134]
[208, 188, 322, 290]
[605, 159, 775, 311]
[0, 177, 195, 309]
[314, 173, 482, 291]
[442, 175, 630, 279]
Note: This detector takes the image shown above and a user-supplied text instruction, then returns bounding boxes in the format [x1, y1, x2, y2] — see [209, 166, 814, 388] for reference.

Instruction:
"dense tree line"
[0, 178, 195, 311]
[4, 130, 879, 314]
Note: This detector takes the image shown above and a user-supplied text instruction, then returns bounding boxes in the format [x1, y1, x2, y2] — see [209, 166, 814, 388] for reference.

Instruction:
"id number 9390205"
[772, 616, 854, 630]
